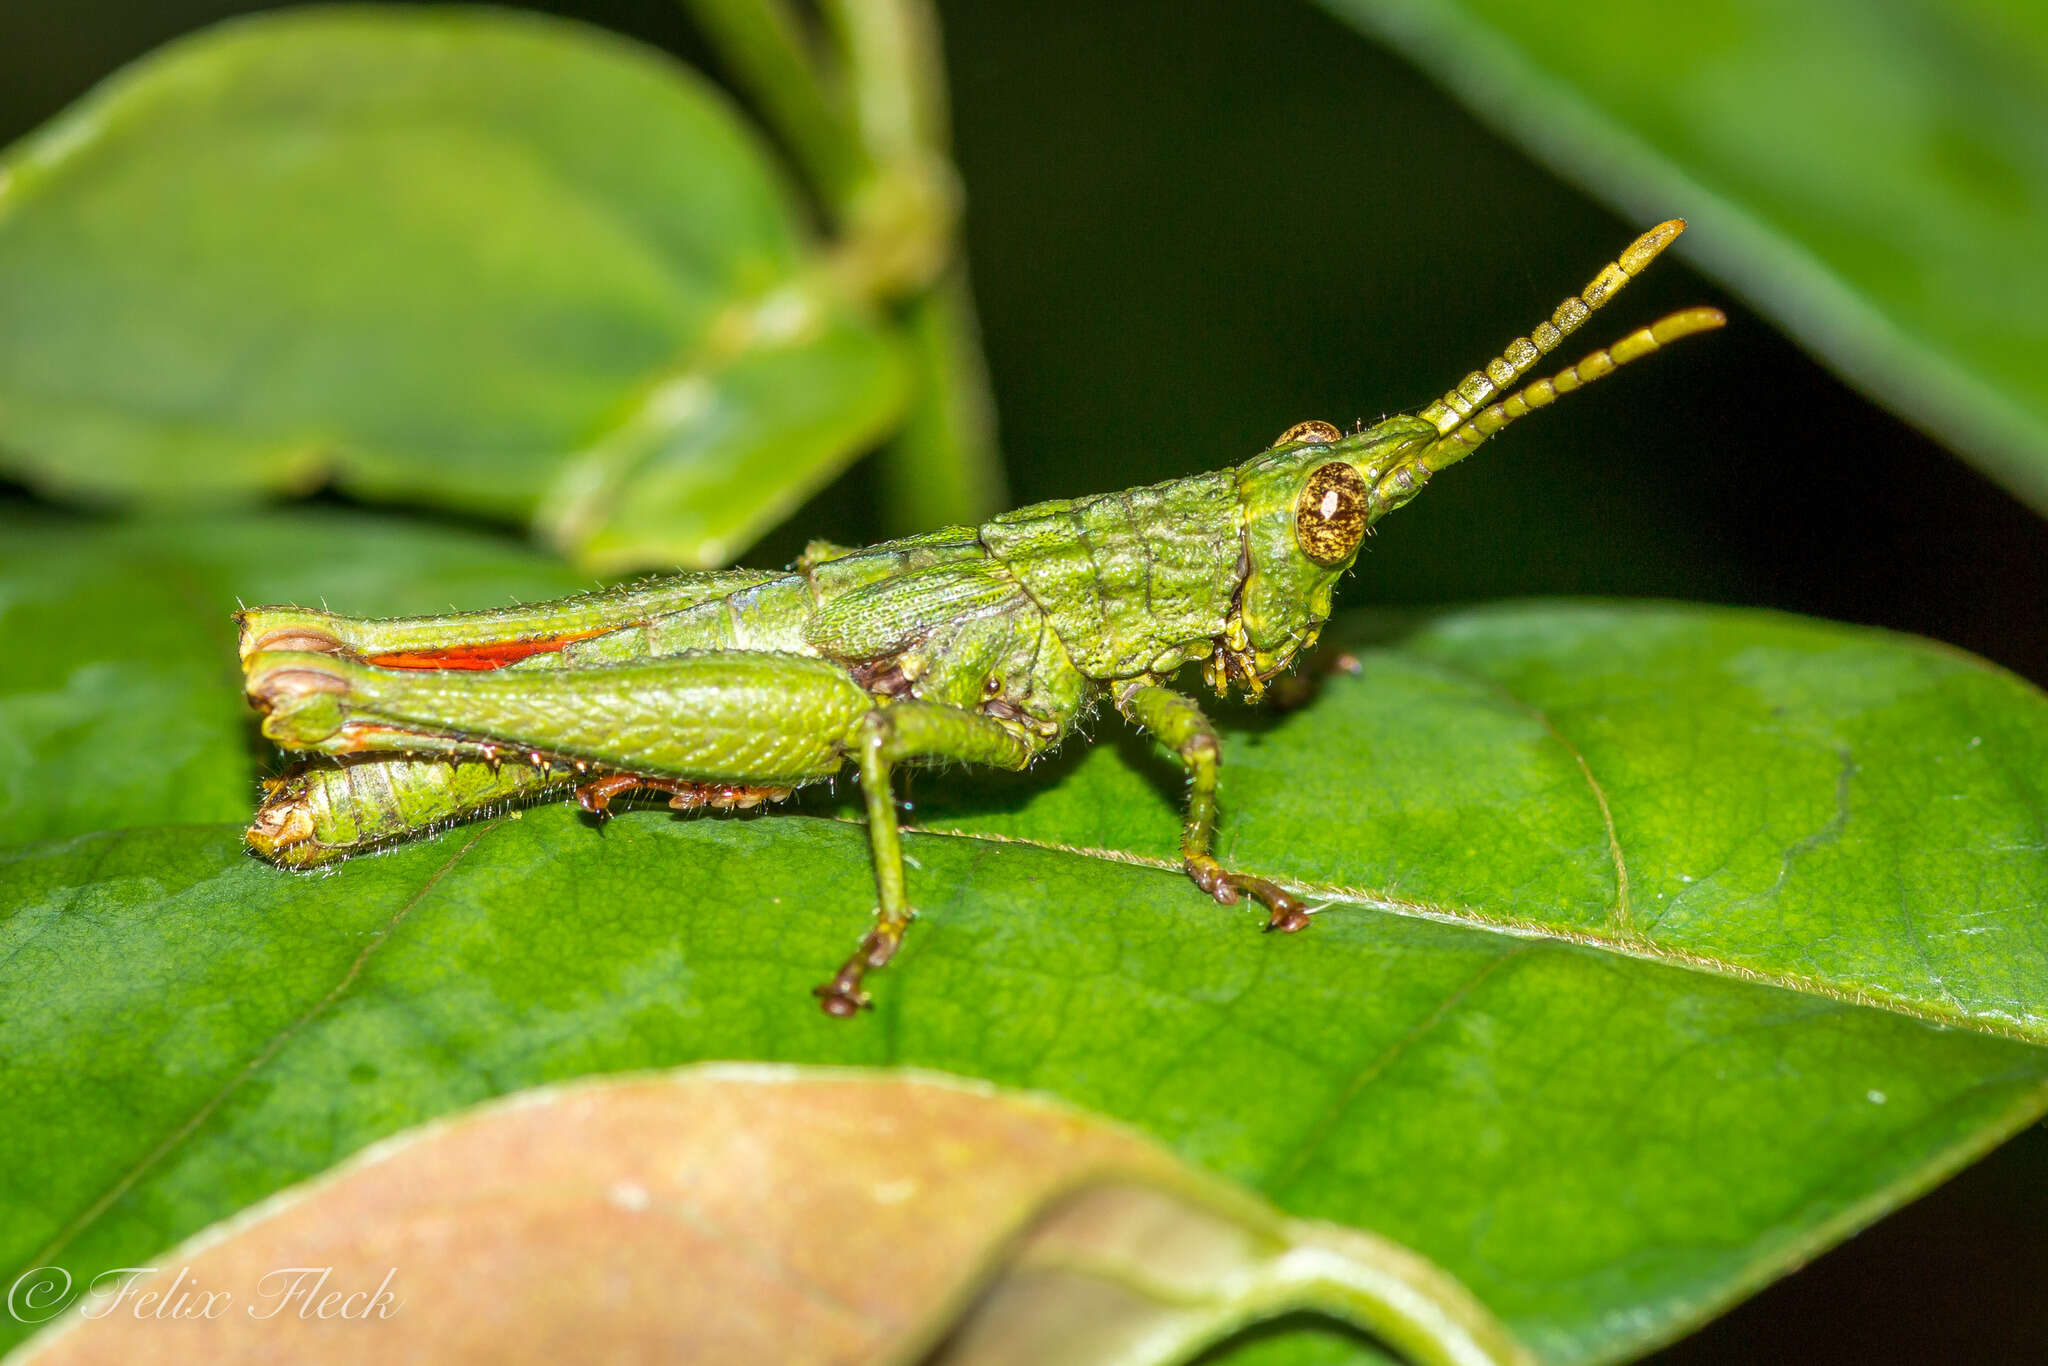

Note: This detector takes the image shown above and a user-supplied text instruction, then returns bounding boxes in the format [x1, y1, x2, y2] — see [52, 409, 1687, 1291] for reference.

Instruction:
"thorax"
[977, 470, 1246, 680]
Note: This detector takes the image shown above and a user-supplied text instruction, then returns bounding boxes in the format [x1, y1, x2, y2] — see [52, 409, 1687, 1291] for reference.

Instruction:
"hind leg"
[245, 650, 1038, 1013]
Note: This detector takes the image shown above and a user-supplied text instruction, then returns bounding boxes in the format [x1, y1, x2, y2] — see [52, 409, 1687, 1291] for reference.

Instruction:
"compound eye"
[1274, 420, 1342, 448]
[1294, 462, 1367, 566]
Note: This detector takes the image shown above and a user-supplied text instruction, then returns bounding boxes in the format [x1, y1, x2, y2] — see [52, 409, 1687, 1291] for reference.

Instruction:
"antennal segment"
[1419, 219, 1688, 438]
[1410, 306, 1726, 480]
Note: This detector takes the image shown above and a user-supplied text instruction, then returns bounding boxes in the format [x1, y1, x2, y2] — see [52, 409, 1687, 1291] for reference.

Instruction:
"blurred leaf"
[8, 1069, 1523, 1366]
[4, 510, 2046, 1363]
[1319, 0, 2048, 513]
[672, 0, 1007, 531]
[0, 7, 909, 569]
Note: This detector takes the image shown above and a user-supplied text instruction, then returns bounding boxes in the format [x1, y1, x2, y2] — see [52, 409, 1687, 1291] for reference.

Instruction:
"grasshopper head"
[1228, 417, 1435, 683]
[1229, 220, 1724, 682]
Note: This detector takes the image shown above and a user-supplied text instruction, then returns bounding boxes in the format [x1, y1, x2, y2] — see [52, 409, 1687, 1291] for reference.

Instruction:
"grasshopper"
[238, 221, 1722, 1015]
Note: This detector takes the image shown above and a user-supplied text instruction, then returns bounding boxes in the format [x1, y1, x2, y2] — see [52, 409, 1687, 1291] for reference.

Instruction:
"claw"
[1188, 858, 1310, 933]
[812, 974, 872, 1018]
[812, 923, 906, 1018]
[574, 773, 652, 817]
[1259, 888, 1312, 934]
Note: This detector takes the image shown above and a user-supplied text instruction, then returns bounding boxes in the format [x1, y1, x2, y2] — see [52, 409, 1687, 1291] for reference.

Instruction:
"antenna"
[1414, 306, 1726, 477]
[1418, 219, 1689, 440]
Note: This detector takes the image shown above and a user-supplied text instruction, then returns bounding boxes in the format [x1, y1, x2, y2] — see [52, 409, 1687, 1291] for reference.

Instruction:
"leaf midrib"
[901, 822, 2048, 1046]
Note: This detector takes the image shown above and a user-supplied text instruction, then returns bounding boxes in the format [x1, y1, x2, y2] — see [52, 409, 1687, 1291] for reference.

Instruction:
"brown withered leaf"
[12, 1066, 1525, 1366]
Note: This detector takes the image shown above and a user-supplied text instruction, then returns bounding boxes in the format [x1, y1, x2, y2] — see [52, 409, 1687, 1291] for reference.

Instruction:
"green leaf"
[0, 8, 909, 569]
[1317, 0, 2048, 513]
[4, 511, 2046, 1363]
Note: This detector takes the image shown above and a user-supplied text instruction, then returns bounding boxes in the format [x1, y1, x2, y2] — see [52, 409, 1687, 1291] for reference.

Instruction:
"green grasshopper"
[238, 221, 1721, 1015]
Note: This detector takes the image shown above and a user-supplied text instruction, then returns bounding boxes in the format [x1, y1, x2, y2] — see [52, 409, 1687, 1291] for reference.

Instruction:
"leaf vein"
[16, 820, 502, 1277]
[1264, 946, 1532, 1193]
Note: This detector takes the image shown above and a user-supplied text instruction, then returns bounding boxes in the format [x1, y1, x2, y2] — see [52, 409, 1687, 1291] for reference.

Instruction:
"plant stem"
[674, 0, 871, 204]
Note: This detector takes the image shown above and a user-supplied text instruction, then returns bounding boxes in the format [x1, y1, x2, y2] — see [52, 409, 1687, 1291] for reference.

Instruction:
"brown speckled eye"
[1274, 419, 1342, 448]
[1294, 462, 1367, 566]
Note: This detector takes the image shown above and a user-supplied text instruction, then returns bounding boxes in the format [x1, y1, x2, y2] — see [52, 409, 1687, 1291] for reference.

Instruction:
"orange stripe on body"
[366, 629, 609, 670]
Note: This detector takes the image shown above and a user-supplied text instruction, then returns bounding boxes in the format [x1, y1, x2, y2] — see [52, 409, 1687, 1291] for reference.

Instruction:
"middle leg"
[1115, 681, 1309, 933]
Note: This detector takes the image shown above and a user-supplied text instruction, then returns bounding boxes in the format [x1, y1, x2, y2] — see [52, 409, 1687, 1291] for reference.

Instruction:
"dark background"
[4, 0, 2044, 1360]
